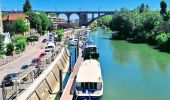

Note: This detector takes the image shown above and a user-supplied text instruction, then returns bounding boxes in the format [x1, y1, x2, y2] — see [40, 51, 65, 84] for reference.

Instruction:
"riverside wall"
[16, 47, 70, 100]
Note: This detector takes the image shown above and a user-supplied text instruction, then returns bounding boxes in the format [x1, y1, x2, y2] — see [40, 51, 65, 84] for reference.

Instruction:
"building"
[2, 14, 30, 35]
[48, 14, 66, 29]
[0, 5, 3, 34]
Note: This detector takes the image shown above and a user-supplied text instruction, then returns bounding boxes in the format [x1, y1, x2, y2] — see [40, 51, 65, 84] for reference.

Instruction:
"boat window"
[90, 82, 93, 89]
[88, 47, 97, 52]
[94, 83, 97, 89]
[85, 82, 88, 89]
[81, 83, 84, 89]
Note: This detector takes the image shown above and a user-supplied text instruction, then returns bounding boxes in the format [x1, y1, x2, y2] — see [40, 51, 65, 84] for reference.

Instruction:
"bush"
[55, 29, 63, 38]
[16, 39, 27, 52]
[6, 43, 14, 55]
[11, 34, 27, 42]
[155, 33, 168, 50]
[27, 35, 39, 42]
[0, 34, 5, 55]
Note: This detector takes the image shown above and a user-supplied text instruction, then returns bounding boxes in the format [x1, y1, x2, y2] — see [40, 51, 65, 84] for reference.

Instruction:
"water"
[88, 30, 170, 100]
[55, 47, 76, 100]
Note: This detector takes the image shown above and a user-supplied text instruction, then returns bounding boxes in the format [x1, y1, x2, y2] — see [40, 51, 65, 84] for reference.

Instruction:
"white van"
[46, 42, 55, 52]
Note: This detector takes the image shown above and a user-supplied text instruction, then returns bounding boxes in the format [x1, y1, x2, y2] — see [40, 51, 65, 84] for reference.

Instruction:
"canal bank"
[88, 30, 170, 100]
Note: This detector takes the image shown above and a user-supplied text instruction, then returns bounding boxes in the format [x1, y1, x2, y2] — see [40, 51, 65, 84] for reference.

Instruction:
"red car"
[39, 52, 47, 59]
[30, 58, 42, 66]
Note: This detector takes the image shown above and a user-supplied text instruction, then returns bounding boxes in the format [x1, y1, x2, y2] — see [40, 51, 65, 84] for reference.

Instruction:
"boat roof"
[76, 59, 102, 83]
[84, 44, 97, 48]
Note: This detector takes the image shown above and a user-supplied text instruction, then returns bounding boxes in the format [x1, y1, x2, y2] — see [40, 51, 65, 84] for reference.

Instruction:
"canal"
[88, 30, 170, 100]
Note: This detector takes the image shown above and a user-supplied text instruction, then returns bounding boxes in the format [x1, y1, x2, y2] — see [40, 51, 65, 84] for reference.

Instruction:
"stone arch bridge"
[45, 11, 115, 26]
[2, 10, 115, 26]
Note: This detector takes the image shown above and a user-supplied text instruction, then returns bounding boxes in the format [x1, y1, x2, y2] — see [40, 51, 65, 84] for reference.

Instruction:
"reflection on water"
[88, 30, 170, 100]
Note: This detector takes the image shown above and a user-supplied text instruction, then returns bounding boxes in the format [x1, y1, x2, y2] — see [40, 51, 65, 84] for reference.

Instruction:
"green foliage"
[155, 33, 168, 50]
[6, 43, 14, 55]
[25, 11, 52, 34]
[15, 18, 29, 34]
[23, 0, 32, 12]
[139, 3, 145, 13]
[55, 29, 63, 42]
[27, 35, 39, 42]
[55, 29, 63, 37]
[16, 39, 27, 52]
[39, 13, 52, 34]
[160, 0, 167, 16]
[109, 8, 133, 38]
[11, 34, 27, 42]
[0, 34, 5, 55]
[25, 11, 42, 33]
[97, 15, 112, 27]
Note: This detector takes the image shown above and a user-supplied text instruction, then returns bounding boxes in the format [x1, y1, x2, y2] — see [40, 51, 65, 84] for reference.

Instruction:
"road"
[0, 35, 46, 99]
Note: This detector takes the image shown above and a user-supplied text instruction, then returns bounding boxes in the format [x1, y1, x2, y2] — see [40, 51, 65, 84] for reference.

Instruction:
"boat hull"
[77, 96, 101, 100]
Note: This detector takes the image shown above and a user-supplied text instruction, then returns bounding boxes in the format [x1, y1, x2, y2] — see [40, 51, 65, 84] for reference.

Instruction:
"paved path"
[60, 48, 83, 100]
[0, 35, 46, 99]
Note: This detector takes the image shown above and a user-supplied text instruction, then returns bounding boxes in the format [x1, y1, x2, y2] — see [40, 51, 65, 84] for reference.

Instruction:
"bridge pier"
[92, 13, 95, 19]
[79, 13, 88, 26]
[66, 13, 71, 24]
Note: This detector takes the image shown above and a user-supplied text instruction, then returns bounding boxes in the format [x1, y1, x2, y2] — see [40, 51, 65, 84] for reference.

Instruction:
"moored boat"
[82, 40, 99, 60]
[75, 59, 103, 100]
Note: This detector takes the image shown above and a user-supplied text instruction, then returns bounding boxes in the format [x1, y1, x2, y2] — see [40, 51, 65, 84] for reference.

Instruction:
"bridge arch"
[87, 14, 113, 26]
[69, 13, 80, 27]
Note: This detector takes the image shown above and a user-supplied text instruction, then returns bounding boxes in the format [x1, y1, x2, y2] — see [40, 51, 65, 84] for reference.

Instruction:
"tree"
[39, 13, 51, 34]
[23, 0, 32, 12]
[55, 29, 63, 41]
[0, 34, 5, 55]
[97, 15, 112, 27]
[160, 0, 167, 16]
[25, 11, 42, 33]
[109, 8, 133, 38]
[139, 3, 145, 13]
[57, 23, 73, 29]
[6, 43, 14, 55]
[15, 18, 29, 34]
[16, 39, 27, 52]
[155, 33, 168, 50]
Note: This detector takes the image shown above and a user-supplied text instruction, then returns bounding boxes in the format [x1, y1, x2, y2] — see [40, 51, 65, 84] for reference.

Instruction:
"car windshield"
[48, 46, 53, 48]
[40, 53, 46, 56]
[45, 50, 50, 52]
[5, 74, 16, 79]
[32, 59, 39, 63]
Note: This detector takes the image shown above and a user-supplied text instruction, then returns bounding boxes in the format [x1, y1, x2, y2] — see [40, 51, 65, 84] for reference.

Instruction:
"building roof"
[76, 59, 102, 83]
[2, 14, 29, 21]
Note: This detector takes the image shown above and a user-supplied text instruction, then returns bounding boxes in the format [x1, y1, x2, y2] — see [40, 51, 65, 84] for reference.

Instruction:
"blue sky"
[1, 0, 170, 19]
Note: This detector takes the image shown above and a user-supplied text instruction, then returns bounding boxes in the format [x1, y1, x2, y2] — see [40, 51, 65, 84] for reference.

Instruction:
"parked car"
[39, 52, 47, 59]
[42, 39, 47, 43]
[2, 73, 17, 87]
[30, 58, 42, 66]
[45, 49, 53, 54]
[46, 42, 55, 52]
[21, 64, 30, 70]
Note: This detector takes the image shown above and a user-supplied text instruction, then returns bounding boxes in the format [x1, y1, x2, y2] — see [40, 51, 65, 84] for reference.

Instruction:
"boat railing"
[76, 88, 100, 94]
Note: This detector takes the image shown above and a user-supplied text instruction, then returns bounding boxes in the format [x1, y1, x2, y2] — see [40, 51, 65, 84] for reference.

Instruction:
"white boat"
[75, 59, 103, 99]
[68, 38, 78, 46]
[82, 41, 99, 60]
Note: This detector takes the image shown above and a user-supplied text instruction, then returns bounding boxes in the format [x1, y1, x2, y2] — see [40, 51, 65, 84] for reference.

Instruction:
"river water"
[88, 30, 170, 100]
